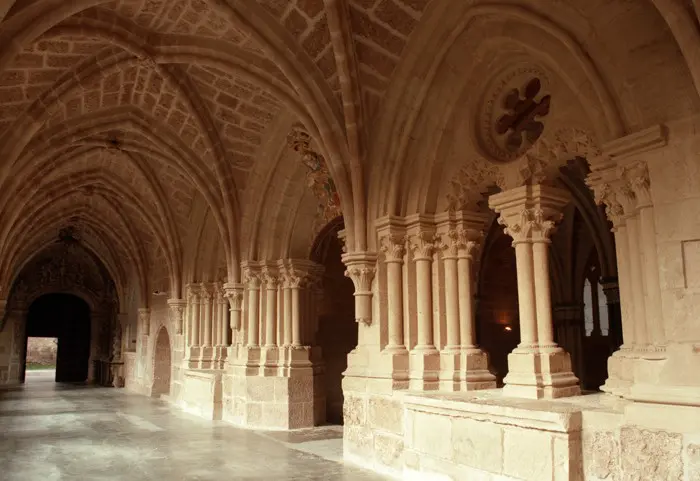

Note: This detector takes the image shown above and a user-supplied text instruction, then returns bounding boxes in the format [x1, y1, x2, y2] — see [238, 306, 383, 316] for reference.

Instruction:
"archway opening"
[311, 218, 356, 425]
[25, 294, 91, 383]
[476, 219, 520, 386]
[152, 327, 172, 398]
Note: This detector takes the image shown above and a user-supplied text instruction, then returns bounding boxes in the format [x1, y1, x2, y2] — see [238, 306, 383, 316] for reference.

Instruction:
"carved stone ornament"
[380, 234, 407, 262]
[342, 253, 378, 326]
[409, 231, 439, 260]
[138, 308, 151, 336]
[477, 65, 552, 163]
[287, 124, 342, 223]
[223, 282, 244, 329]
[167, 298, 187, 335]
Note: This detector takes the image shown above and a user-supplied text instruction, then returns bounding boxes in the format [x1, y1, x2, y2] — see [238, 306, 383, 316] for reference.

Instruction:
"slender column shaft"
[457, 254, 476, 348]
[443, 255, 460, 349]
[219, 299, 227, 346]
[638, 206, 665, 344]
[284, 285, 292, 346]
[276, 285, 283, 346]
[203, 290, 213, 347]
[248, 283, 260, 347]
[532, 241, 555, 346]
[626, 216, 648, 345]
[291, 286, 301, 347]
[514, 242, 538, 346]
[613, 226, 634, 347]
[414, 257, 435, 350]
[212, 292, 220, 346]
[191, 295, 200, 346]
[266, 284, 277, 347]
[386, 260, 405, 349]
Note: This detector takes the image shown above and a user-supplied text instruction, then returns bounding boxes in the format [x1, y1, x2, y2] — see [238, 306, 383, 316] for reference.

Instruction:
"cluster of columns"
[233, 260, 323, 370]
[183, 282, 230, 369]
[374, 213, 496, 391]
[488, 184, 580, 398]
[589, 158, 667, 399]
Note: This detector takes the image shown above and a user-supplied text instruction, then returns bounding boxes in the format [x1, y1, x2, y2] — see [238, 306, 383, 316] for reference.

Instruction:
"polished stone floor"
[0, 371, 388, 480]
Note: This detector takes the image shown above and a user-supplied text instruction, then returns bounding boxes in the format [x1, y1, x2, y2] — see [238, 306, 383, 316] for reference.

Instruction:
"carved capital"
[261, 267, 278, 289]
[243, 269, 262, 289]
[138, 307, 151, 335]
[342, 252, 378, 326]
[167, 298, 187, 334]
[380, 234, 407, 262]
[409, 231, 438, 260]
[223, 282, 244, 311]
[623, 161, 652, 209]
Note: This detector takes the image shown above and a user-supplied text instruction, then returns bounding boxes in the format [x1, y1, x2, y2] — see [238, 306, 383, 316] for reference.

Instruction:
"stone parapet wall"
[344, 388, 700, 481]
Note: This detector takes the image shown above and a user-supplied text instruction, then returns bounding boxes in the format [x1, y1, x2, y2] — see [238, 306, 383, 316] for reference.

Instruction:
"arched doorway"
[25, 294, 91, 383]
[476, 219, 520, 386]
[152, 327, 172, 398]
[311, 218, 356, 425]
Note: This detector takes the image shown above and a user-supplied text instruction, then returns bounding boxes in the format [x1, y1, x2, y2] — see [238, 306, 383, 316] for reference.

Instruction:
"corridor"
[0, 373, 387, 481]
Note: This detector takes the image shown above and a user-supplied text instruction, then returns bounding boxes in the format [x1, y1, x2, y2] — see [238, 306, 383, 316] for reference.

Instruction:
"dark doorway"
[476, 220, 521, 386]
[311, 218, 357, 425]
[25, 294, 91, 383]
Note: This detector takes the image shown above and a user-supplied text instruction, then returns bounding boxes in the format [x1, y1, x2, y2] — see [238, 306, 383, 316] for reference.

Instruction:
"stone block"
[452, 417, 503, 474]
[343, 395, 366, 426]
[344, 425, 374, 457]
[368, 396, 403, 434]
[412, 411, 452, 459]
[374, 432, 404, 470]
[687, 443, 700, 481]
[619, 426, 683, 481]
[503, 427, 553, 481]
[583, 429, 620, 480]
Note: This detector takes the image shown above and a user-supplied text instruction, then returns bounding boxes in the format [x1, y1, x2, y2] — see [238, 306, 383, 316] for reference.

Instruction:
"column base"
[380, 348, 410, 387]
[198, 346, 216, 369]
[261, 346, 279, 375]
[503, 347, 580, 399]
[409, 349, 440, 390]
[601, 346, 636, 396]
[460, 349, 497, 391]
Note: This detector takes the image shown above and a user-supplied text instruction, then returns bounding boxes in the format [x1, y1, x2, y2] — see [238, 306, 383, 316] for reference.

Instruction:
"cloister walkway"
[0, 373, 387, 481]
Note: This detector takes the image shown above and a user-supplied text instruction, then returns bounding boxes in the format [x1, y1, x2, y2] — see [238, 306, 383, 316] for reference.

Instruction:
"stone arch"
[151, 325, 172, 398]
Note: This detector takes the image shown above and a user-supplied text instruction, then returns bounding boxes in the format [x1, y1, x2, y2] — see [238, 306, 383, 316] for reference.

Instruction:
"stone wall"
[344, 390, 700, 481]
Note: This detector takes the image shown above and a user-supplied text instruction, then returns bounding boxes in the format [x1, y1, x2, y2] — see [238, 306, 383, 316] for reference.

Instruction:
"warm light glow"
[504, 326, 512, 332]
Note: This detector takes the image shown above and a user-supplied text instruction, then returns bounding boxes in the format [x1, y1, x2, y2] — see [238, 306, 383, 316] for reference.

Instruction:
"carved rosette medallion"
[477, 65, 552, 163]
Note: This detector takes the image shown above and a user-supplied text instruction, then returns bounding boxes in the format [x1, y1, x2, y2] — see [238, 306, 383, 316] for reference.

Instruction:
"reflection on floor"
[0, 371, 388, 481]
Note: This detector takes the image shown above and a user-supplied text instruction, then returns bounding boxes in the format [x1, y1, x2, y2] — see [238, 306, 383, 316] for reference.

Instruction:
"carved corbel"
[138, 307, 151, 336]
[223, 282, 244, 330]
[167, 298, 187, 334]
[342, 252, 378, 326]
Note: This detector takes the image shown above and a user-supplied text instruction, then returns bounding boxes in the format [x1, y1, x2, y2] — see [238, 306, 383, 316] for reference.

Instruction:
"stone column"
[489, 184, 580, 399]
[218, 285, 228, 346]
[288, 269, 304, 348]
[454, 216, 497, 391]
[589, 177, 638, 395]
[201, 284, 213, 348]
[281, 266, 293, 347]
[406, 219, 439, 390]
[191, 290, 201, 346]
[380, 234, 407, 353]
[244, 269, 262, 348]
[261, 266, 279, 369]
[167, 298, 187, 336]
[627, 162, 665, 352]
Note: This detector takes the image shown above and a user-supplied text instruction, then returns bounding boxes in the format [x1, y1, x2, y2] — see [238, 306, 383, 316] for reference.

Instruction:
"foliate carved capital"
[497, 207, 561, 244]
[185, 284, 198, 303]
[380, 234, 407, 262]
[623, 161, 652, 208]
[243, 269, 262, 289]
[408, 231, 438, 260]
[342, 252, 378, 326]
[167, 298, 187, 334]
[261, 267, 279, 289]
[199, 283, 213, 300]
[284, 267, 307, 289]
[223, 282, 244, 312]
